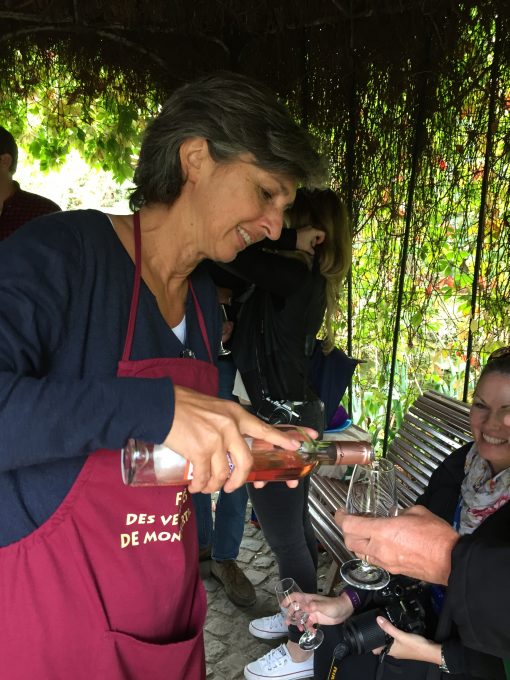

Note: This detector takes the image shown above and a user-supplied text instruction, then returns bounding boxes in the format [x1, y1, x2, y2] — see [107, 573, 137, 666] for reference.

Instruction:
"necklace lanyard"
[452, 497, 462, 532]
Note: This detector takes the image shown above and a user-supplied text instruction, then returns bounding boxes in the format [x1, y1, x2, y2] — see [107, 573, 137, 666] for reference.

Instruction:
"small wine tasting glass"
[275, 577, 324, 651]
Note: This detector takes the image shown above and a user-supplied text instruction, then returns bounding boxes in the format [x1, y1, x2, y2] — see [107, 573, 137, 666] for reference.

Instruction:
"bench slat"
[389, 430, 444, 472]
[399, 413, 467, 455]
[413, 391, 471, 420]
[408, 403, 471, 442]
[388, 444, 434, 487]
[421, 390, 471, 416]
[389, 453, 431, 496]
[308, 490, 355, 563]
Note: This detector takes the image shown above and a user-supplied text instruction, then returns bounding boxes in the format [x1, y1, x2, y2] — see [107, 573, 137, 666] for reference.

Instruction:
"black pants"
[248, 475, 318, 644]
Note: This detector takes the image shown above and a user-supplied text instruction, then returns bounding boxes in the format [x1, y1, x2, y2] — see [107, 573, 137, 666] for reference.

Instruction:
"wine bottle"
[121, 436, 374, 486]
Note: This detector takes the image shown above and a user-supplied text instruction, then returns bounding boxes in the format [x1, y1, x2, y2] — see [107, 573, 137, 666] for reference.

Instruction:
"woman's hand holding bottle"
[163, 386, 307, 493]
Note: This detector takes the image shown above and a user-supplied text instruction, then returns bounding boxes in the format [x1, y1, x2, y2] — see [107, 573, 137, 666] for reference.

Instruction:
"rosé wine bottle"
[121, 436, 374, 486]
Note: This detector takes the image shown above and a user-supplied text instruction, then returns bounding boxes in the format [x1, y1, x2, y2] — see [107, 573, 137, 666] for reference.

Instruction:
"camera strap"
[327, 641, 350, 679]
[254, 319, 303, 410]
[375, 637, 395, 680]
[255, 337, 271, 401]
[327, 657, 340, 680]
[302, 253, 321, 398]
[327, 638, 395, 680]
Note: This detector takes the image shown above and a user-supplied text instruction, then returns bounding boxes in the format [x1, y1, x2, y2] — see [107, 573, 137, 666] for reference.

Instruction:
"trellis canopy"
[2, 0, 510, 446]
[1, 1, 509, 120]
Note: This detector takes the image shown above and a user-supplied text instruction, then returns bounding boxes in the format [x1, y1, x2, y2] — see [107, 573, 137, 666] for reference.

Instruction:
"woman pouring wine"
[0, 72, 326, 680]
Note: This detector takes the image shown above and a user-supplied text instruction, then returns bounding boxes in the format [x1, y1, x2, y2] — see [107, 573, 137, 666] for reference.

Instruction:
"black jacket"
[416, 443, 509, 679]
[221, 237, 326, 407]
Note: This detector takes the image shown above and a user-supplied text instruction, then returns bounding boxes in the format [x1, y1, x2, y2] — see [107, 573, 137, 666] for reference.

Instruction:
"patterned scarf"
[459, 444, 510, 535]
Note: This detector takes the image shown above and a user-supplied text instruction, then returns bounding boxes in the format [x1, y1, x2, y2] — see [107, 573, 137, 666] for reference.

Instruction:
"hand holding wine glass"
[275, 577, 324, 651]
[340, 458, 398, 590]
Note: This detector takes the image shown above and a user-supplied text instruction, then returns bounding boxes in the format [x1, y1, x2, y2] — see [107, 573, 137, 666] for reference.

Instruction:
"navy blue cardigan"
[0, 210, 219, 545]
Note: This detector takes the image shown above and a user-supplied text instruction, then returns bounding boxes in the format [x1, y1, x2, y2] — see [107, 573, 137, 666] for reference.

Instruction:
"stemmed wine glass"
[218, 304, 231, 357]
[339, 458, 398, 590]
[275, 577, 324, 651]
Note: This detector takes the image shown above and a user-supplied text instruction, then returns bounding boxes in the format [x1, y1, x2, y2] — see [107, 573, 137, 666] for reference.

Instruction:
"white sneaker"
[244, 643, 314, 680]
[249, 612, 287, 640]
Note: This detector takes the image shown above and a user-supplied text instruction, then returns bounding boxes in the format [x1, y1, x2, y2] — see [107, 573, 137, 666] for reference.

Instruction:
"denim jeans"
[192, 355, 248, 560]
[193, 484, 248, 560]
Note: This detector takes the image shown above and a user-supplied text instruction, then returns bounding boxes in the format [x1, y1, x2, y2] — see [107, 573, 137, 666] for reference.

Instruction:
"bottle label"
[180, 456, 234, 481]
[184, 460, 193, 481]
[152, 445, 194, 483]
[248, 436, 277, 451]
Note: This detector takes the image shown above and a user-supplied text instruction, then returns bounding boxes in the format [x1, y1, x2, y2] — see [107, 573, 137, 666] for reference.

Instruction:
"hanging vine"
[1, 1, 510, 449]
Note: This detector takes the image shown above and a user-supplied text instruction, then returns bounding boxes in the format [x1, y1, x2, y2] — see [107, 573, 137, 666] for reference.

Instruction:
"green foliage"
[1, 49, 160, 182]
[3, 18, 510, 452]
[330, 17, 510, 449]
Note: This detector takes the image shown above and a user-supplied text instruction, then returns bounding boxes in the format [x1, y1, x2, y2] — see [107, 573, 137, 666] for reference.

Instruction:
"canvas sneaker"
[249, 611, 288, 640]
[244, 643, 313, 680]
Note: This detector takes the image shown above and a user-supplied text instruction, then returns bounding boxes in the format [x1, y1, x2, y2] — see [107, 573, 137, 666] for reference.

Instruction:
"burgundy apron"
[0, 213, 218, 680]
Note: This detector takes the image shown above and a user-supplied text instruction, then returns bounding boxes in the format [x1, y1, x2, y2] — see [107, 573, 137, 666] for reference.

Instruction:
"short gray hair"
[129, 72, 326, 210]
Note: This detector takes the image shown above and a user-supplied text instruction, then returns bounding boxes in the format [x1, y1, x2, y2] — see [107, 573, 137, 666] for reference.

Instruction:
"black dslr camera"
[332, 577, 427, 663]
[256, 397, 300, 425]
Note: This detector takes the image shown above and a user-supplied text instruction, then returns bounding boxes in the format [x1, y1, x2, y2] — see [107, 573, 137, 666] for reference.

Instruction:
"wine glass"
[275, 577, 324, 651]
[339, 458, 398, 590]
[218, 304, 231, 357]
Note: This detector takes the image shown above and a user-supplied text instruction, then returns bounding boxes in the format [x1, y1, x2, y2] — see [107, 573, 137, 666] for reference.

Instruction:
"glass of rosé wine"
[340, 458, 398, 590]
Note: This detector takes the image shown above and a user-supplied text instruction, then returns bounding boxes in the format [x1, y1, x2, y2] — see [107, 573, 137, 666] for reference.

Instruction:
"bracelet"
[438, 645, 450, 673]
[342, 586, 362, 610]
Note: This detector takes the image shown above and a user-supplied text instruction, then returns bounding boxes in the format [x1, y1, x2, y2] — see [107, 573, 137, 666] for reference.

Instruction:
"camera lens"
[333, 578, 427, 664]
[269, 408, 292, 425]
[342, 609, 388, 655]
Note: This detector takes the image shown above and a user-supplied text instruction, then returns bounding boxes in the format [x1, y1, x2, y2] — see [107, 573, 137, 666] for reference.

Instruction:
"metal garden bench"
[309, 390, 472, 594]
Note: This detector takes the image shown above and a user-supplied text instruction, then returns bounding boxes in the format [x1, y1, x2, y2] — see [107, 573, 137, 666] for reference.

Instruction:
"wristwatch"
[438, 645, 450, 674]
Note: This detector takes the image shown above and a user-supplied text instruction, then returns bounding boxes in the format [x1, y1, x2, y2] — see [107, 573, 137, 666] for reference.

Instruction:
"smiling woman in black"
[295, 350, 510, 680]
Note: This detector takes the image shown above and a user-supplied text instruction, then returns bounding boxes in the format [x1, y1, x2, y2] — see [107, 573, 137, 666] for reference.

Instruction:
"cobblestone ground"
[202, 502, 332, 680]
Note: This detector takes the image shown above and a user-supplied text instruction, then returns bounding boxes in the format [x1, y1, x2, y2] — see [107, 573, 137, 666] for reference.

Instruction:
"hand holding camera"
[295, 225, 326, 255]
[331, 577, 427, 660]
[373, 616, 443, 666]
